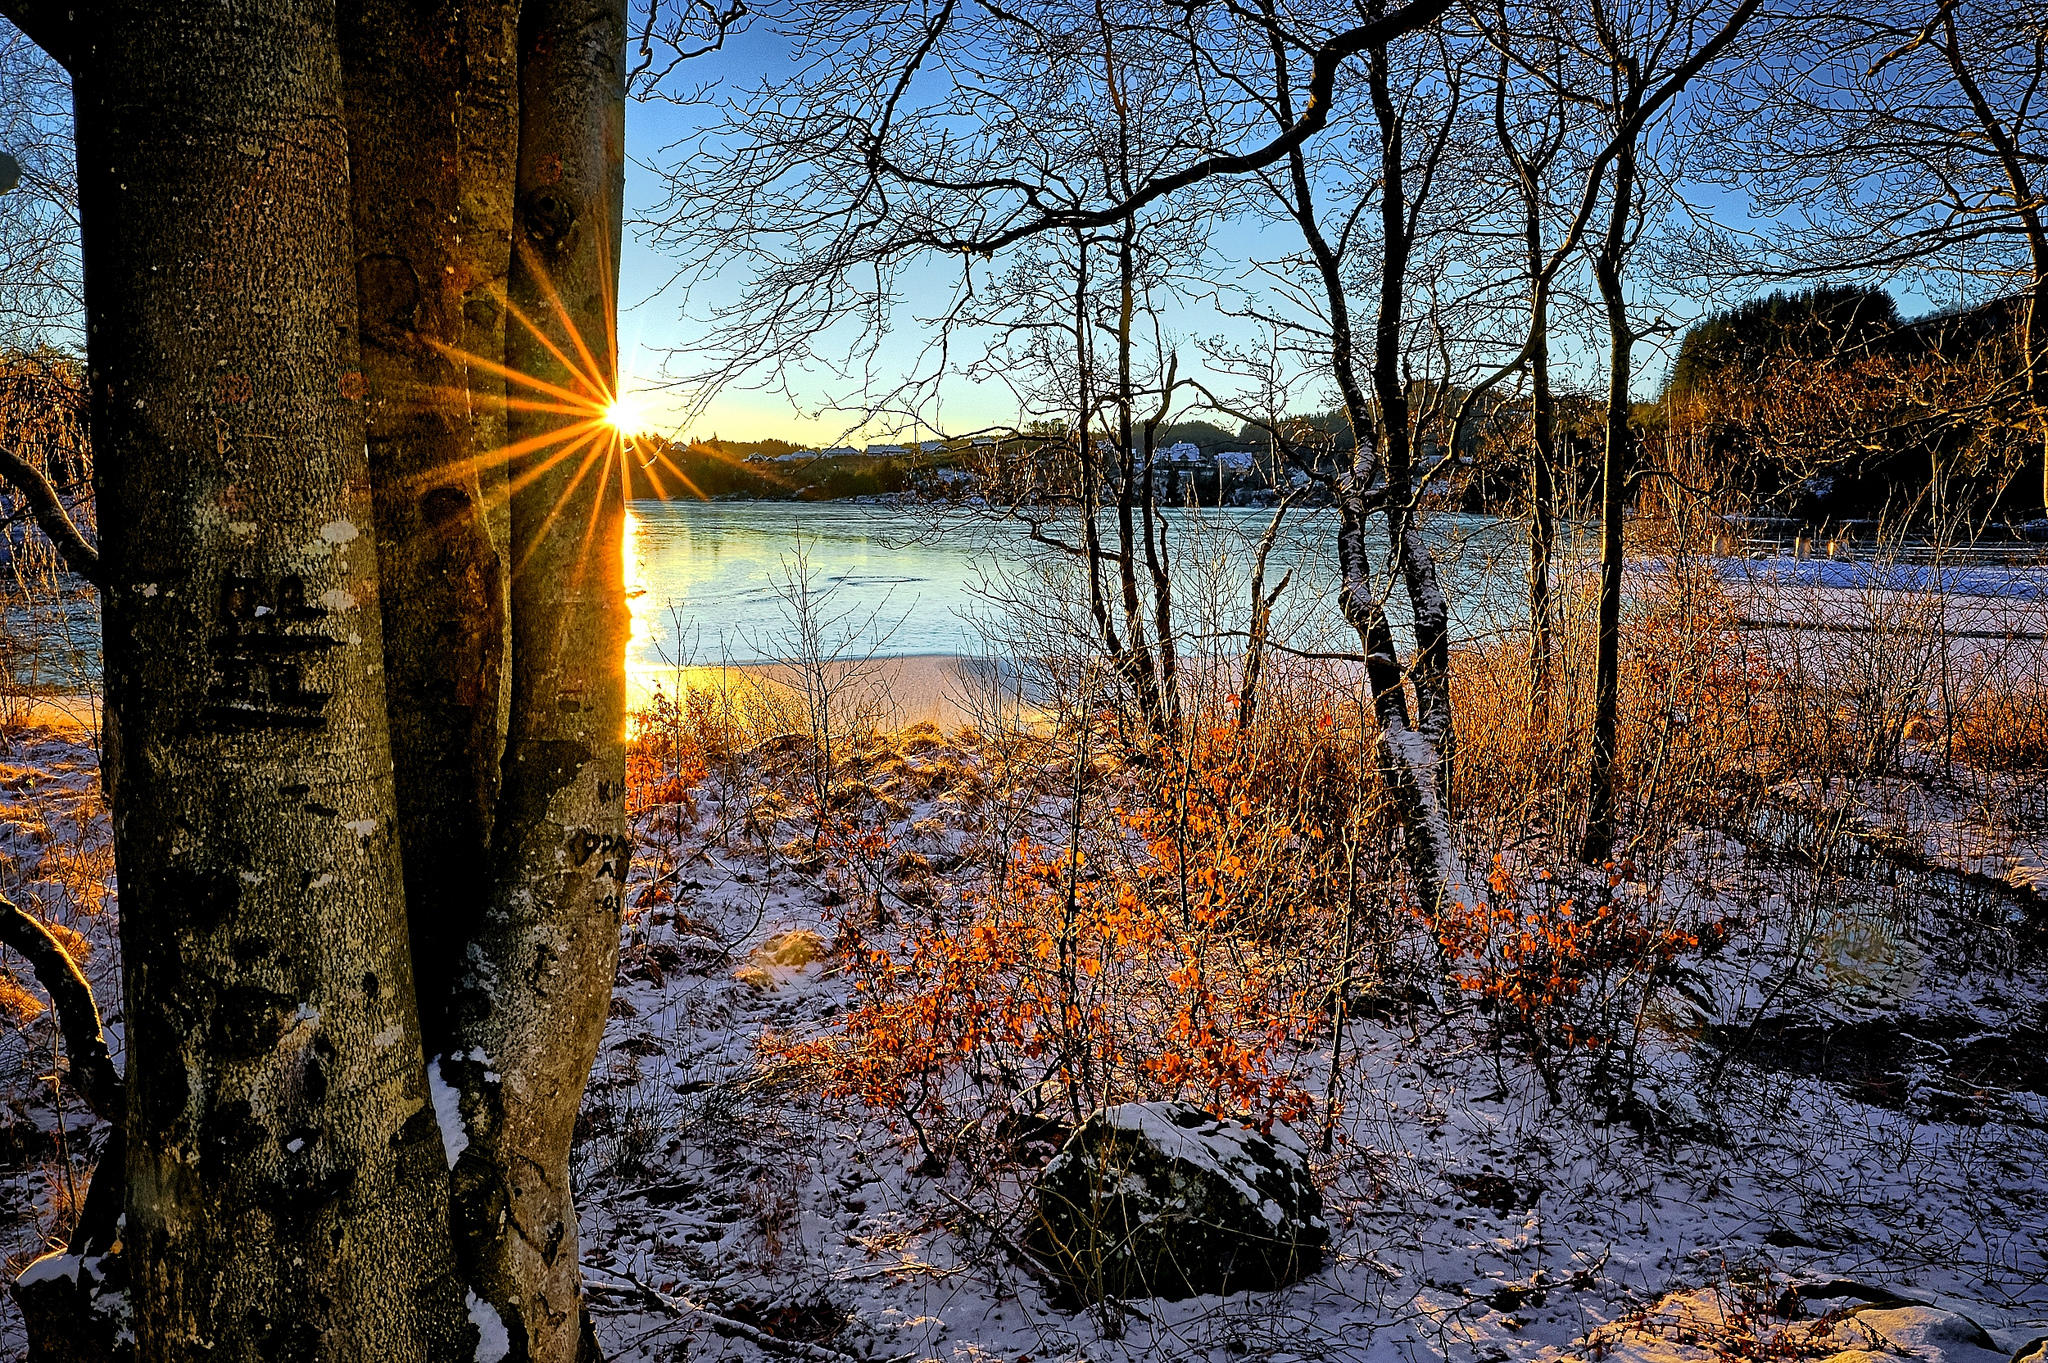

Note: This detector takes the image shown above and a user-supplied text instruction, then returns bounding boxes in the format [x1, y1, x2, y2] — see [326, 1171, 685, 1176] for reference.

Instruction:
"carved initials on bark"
[202, 574, 340, 730]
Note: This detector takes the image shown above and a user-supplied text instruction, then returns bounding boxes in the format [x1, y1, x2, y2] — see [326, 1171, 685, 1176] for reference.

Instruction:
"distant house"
[821, 445, 859, 458]
[864, 444, 909, 457]
[1216, 450, 1257, 471]
[1153, 441, 1205, 467]
[774, 448, 821, 463]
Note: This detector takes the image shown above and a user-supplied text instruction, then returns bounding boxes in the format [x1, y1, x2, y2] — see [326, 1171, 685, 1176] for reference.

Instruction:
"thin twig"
[581, 1265, 901, 1363]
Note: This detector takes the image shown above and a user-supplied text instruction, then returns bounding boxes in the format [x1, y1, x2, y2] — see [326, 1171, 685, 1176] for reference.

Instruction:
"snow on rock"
[1031, 1100, 1328, 1302]
[13, 1253, 79, 1288]
[466, 1291, 510, 1363]
[731, 928, 827, 991]
[1818, 1305, 2008, 1363]
[12, 1251, 131, 1361]
[1546, 1287, 2015, 1363]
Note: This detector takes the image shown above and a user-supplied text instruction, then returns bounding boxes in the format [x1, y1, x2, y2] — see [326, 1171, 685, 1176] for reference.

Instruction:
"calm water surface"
[624, 500, 1532, 693]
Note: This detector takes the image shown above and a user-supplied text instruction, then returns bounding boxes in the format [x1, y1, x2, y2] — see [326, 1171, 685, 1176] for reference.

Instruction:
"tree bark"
[338, 0, 520, 1057]
[444, 2, 630, 1357]
[1366, 42, 1458, 794]
[1582, 137, 1638, 865]
[72, 3, 465, 1356]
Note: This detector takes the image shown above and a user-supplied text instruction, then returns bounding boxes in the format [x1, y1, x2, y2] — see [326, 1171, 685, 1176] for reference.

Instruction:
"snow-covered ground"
[2, 717, 2045, 1363]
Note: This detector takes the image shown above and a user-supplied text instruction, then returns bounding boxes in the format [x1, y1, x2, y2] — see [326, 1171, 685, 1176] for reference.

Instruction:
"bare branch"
[0, 895, 123, 1125]
[0, 441, 97, 585]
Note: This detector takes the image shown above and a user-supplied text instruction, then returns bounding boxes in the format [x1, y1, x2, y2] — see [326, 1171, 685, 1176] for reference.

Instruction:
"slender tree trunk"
[444, 2, 630, 1357]
[1268, 30, 1473, 927]
[1938, 10, 2048, 511]
[1336, 494, 1475, 930]
[1112, 225, 1169, 735]
[1366, 42, 1458, 797]
[1527, 280, 1558, 722]
[74, 3, 465, 1356]
[1582, 141, 1638, 865]
[339, 0, 519, 1056]
[1493, 52, 1563, 723]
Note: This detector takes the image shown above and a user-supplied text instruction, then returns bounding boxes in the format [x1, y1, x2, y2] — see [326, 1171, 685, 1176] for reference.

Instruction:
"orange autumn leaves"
[1437, 856, 1727, 1055]
[774, 715, 1377, 1131]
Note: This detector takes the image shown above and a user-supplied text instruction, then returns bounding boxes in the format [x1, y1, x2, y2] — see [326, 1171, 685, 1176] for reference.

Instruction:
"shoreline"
[629, 654, 1030, 729]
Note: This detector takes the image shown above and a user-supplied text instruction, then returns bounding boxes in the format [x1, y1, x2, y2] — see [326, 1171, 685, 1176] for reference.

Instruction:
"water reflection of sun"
[622, 506, 660, 709]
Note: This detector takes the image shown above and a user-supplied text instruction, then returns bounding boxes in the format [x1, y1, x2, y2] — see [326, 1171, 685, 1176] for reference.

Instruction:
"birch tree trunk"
[444, 2, 630, 1357]
[73, 2, 465, 1356]
[1365, 42, 1458, 793]
[1267, 30, 1476, 933]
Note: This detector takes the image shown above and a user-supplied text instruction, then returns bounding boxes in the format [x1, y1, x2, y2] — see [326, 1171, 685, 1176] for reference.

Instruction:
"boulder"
[1030, 1100, 1327, 1302]
[733, 929, 828, 991]
[12, 1248, 133, 1363]
[1816, 1305, 2006, 1363]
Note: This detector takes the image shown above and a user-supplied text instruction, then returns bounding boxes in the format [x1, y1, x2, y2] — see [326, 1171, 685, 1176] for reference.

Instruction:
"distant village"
[630, 420, 1476, 507]
[629, 424, 1292, 505]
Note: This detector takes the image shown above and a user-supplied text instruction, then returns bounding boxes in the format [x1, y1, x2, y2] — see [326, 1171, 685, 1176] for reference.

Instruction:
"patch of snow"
[429, 1056, 468, 1167]
[466, 1291, 510, 1363]
[1092, 1103, 1294, 1227]
[16, 1252, 80, 1287]
[1718, 555, 2048, 600]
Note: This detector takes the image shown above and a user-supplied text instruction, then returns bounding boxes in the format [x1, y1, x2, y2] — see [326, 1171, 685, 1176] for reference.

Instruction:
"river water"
[623, 500, 1535, 702]
[3, 501, 1541, 718]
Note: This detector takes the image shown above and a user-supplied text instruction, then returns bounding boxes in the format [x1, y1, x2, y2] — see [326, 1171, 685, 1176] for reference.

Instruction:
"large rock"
[1030, 1100, 1328, 1302]
[12, 1248, 133, 1363]
[1816, 1305, 2007, 1363]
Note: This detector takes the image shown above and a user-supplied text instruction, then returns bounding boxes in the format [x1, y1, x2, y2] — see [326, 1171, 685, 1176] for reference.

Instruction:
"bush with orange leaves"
[772, 691, 1400, 1154]
[1436, 854, 1727, 1085]
[626, 686, 716, 817]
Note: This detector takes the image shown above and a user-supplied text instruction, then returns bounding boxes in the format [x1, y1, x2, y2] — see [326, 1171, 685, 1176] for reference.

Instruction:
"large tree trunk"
[444, 2, 630, 1357]
[73, 3, 465, 1356]
[338, 0, 520, 1057]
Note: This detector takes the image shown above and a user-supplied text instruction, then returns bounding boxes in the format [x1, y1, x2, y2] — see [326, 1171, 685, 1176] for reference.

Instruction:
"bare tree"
[1698, 1, 2048, 505]
[644, 0, 1456, 417]
[0, 22, 77, 349]
[1229, 11, 1483, 926]
[1562, 0, 1763, 863]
